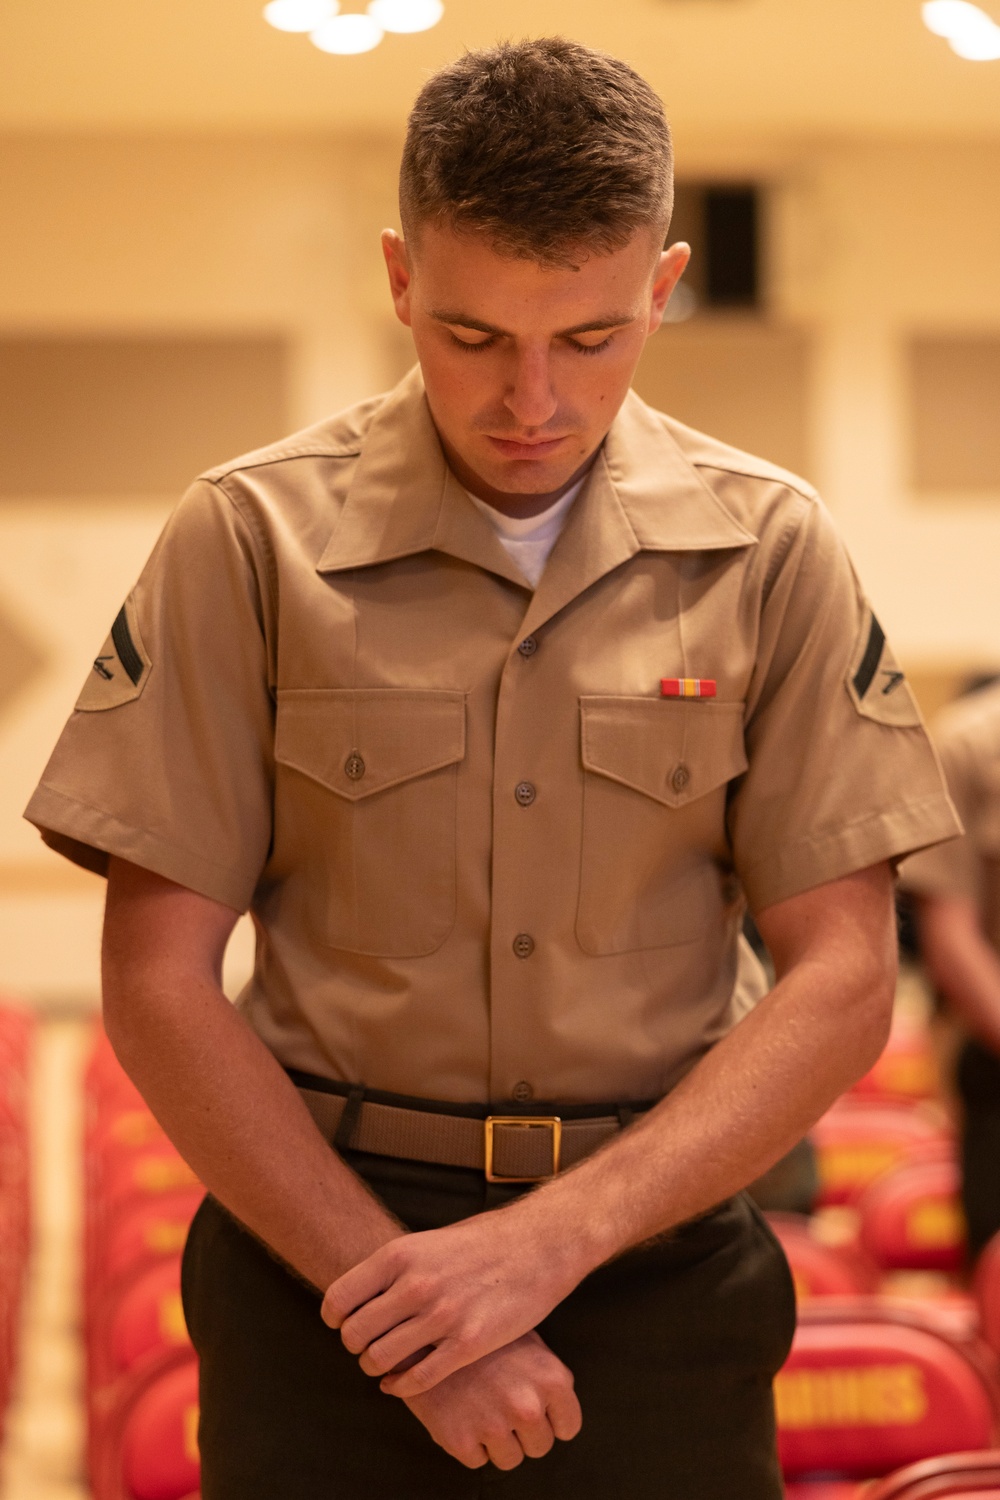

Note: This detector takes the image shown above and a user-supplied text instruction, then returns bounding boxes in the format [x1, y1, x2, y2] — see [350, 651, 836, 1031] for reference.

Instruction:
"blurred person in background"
[903, 675, 1000, 1262]
[25, 37, 959, 1500]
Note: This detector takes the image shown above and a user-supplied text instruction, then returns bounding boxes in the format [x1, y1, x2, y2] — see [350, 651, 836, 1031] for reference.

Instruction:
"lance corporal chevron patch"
[846, 608, 922, 727]
[75, 596, 152, 712]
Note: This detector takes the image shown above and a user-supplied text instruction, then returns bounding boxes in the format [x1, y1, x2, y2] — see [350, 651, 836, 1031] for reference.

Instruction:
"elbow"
[849, 953, 897, 1080]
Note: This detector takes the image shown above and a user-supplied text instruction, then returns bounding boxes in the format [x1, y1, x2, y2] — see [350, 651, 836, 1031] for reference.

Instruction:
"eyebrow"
[430, 311, 636, 337]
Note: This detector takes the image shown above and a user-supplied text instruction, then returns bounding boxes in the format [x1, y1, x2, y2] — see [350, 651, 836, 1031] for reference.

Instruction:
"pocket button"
[344, 751, 366, 781]
[671, 763, 690, 794]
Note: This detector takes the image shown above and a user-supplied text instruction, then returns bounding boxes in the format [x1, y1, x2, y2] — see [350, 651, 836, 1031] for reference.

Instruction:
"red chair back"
[850, 1011, 941, 1105]
[97, 1349, 200, 1500]
[858, 1158, 966, 1272]
[108, 1260, 190, 1379]
[974, 1234, 1000, 1355]
[776, 1301, 997, 1481]
[811, 1102, 953, 1208]
[866, 1450, 1000, 1498]
[767, 1214, 877, 1301]
[98, 1189, 204, 1293]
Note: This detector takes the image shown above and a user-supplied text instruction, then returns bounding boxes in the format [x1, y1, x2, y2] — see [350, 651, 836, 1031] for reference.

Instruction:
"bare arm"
[102, 856, 404, 1288]
[101, 856, 581, 1469]
[326, 861, 897, 1398]
[916, 892, 1000, 1055]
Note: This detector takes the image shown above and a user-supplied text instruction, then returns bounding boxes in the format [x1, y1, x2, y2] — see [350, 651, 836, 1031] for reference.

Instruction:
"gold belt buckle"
[484, 1115, 562, 1183]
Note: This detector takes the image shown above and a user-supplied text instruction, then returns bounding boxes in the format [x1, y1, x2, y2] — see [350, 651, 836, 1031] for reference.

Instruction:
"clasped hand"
[321, 1205, 580, 1399]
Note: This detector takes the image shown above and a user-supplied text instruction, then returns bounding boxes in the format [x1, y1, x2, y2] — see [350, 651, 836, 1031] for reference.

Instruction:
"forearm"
[918, 896, 1000, 1055]
[518, 946, 893, 1279]
[103, 960, 404, 1291]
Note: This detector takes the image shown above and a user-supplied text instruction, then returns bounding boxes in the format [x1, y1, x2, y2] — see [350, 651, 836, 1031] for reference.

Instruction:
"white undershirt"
[466, 476, 585, 588]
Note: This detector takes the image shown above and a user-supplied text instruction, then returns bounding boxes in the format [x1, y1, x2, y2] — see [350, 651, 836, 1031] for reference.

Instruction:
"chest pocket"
[577, 696, 747, 955]
[274, 688, 466, 957]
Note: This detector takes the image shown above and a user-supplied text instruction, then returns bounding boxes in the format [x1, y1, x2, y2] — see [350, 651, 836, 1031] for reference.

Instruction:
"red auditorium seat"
[866, 1450, 1000, 1497]
[974, 1233, 1000, 1355]
[767, 1214, 878, 1300]
[96, 1188, 204, 1295]
[858, 1158, 966, 1273]
[850, 1009, 941, 1106]
[95, 1348, 200, 1500]
[785, 1485, 863, 1498]
[776, 1299, 998, 1484]
[810, 1101, 954, 1208]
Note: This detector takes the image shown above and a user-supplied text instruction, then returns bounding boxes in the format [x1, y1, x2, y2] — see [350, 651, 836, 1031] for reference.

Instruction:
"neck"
[442, 440, 600, 520]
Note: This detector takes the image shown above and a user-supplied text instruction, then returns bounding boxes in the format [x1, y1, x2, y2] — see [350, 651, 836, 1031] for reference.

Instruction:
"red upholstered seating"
[767, 1214, 878, 1301]
[810, 1102, 954, 1209]
[94, 1348, 200, 1500]
[974, 1234, 1000, 1355]
[866, 1450, 1000, 1497]
[785, 1485, 865, 1498]
[858, 1159, 967, 1273]
[84, 1027, 204, 1499]
[0, 997, 33, 1442]
[849, 1009, 941, 1106]
[776, 1299, 999, 1483]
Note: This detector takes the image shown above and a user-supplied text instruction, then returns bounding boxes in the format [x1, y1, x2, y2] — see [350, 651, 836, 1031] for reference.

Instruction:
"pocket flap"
[580, 696, 747, 808]
[276, 689, 466, 801]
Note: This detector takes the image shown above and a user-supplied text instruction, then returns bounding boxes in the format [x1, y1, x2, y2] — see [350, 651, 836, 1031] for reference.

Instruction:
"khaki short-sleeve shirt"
[900, 682, 1000, 951]
[25, 368, 959, 1105]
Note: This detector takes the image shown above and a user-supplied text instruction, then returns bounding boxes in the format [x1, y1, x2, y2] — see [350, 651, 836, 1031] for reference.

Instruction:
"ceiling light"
[367, 0, 444, 33]
[311, 12, 383, 51]
[263, 0, 337, 32]
[922, 0, 1000, 58]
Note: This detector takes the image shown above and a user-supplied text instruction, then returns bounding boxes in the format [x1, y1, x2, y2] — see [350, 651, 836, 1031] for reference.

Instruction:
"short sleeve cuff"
[741, 791, 962, 914]
[24, 783, 252, 913]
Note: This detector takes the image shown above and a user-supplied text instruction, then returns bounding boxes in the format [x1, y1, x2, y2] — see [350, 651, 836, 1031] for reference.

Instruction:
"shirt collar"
[316, 367, 756, 584]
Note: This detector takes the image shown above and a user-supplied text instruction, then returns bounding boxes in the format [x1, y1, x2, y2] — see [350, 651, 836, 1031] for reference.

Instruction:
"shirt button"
[345, 751, 366, 781]
[514, 781, 536, 807]
[512, 933, 535, 959]
[517, 636, 538, 658]
[512, 1080, 534, 1103]
[671, 763, 690, 793]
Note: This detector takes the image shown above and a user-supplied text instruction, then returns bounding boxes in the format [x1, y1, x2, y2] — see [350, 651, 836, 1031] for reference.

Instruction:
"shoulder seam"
[692, 460, 818, 506]
[204, 445, 362, 483]
[203, 478, 280, 634]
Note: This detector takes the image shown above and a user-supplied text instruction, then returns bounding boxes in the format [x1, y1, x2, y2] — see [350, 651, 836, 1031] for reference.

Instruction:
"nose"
[504, 346, 558, 431]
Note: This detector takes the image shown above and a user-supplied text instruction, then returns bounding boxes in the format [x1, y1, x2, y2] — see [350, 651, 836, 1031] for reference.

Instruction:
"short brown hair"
[399, 37, 673, 264]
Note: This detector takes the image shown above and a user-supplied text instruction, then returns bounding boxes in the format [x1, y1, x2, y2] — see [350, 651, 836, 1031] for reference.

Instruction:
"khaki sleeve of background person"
[903, 708, 1000, 1057]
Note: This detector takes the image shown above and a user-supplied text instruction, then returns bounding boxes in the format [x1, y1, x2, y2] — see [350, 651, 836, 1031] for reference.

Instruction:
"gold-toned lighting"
[922, 0, 1000, 59]
[263, 0, 337, 32]
[367, 0, 444, 32]
[310, 11, 384, 52]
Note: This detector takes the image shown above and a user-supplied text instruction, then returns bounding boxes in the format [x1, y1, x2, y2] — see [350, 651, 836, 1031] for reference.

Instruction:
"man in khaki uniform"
[27, 38, 958, 1499]
[902, 680, 1000, 1260]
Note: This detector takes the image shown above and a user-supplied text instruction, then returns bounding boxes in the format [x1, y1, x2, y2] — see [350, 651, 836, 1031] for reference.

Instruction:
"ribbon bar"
[661, 678, 717, 699]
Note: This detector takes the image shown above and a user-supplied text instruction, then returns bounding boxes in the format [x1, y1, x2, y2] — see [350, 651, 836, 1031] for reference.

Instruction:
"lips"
[486, 435, 568, 460]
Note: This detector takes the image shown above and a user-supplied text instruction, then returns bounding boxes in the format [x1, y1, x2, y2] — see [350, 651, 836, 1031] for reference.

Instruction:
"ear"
[648, 242, 692, 334]
[382, 230, 413, 328]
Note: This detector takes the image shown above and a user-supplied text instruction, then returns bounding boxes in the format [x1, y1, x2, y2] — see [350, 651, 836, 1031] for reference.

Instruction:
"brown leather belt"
[294, 1078, 650, 1184]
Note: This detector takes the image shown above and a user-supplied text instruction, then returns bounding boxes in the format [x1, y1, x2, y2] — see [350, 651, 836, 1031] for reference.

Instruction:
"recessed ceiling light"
[311, 11, 384, 52]
[922, 0, 1000, 58]
[367, 0, 444, 33]
[263, 0, 337, 33]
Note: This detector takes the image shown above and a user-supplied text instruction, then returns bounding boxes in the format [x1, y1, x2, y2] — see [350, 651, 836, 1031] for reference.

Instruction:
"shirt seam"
[740, 790, 956, 881]
[33, 783, 245, 875]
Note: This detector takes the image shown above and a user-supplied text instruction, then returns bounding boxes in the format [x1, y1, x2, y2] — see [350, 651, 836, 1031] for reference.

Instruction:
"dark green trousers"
[181, 1149, 795, 1499]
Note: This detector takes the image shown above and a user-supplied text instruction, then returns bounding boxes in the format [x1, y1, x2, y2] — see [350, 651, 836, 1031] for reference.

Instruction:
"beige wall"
[1, 131, 998, 1001]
